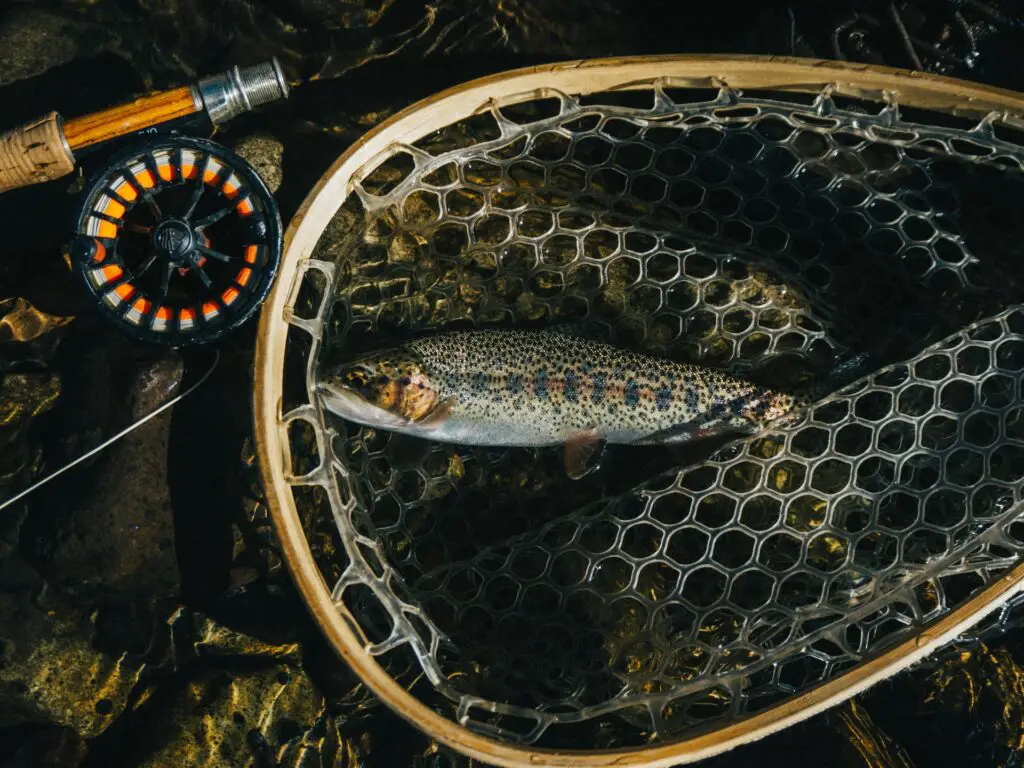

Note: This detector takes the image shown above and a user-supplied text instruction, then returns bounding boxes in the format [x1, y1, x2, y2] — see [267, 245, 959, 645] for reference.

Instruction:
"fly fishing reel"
[67, 136, 282, 345]
[0, 59, 289, 346]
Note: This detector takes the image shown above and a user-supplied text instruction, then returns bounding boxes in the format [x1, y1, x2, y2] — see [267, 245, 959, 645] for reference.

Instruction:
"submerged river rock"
[37, 350, 183, 598]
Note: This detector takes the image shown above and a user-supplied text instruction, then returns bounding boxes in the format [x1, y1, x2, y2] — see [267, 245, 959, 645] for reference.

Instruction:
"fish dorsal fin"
[563, 429, 605, 480]
[418, 396, 458, 429]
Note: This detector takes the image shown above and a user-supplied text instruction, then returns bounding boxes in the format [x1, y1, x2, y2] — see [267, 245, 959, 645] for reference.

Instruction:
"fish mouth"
[317, 382, 413, 430]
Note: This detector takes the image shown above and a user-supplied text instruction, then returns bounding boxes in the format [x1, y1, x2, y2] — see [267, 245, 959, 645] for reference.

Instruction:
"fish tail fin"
[827, 351, 875, 384]
[797, 351, 878, 409]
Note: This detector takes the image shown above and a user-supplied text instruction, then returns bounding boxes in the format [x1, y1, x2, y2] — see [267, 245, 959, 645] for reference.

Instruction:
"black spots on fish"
[655, 386, 672, 412]
[565, 371, 580, 403]
[397, 328, 787, 442]
[625, 379, 641, 408]
[745, 395, 770, 418]
[684, 387, 699, 412]
[535, 369, 550, 399]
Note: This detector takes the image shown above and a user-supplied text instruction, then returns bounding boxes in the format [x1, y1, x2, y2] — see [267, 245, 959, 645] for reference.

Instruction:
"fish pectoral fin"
[417, 396, 458, 429]
[563, 429, 605, 480]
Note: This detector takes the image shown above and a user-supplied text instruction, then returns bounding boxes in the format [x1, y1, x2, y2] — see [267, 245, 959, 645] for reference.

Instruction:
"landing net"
[270, 75, 1024, 750]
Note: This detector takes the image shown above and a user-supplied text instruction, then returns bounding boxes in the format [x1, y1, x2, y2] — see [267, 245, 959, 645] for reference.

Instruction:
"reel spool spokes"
[68, 136, 282, 346]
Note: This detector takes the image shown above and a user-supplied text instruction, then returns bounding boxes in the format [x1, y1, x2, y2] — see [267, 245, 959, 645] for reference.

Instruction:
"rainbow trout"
[318, 329, 808, 478]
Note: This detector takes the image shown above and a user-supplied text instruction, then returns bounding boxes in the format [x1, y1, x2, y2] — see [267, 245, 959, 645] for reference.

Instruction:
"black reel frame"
[67, 131, 283, 347]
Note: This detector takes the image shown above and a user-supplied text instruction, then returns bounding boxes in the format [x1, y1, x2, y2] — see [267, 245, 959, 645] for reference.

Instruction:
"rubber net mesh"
[273, 81, 1024, 749]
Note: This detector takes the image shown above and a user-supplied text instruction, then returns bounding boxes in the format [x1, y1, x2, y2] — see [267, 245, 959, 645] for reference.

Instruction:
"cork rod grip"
[0, 112, 75, 194]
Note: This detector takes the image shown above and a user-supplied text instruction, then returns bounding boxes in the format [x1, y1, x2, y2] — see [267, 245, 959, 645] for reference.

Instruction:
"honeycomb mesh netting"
[271, 81, 1024, 749]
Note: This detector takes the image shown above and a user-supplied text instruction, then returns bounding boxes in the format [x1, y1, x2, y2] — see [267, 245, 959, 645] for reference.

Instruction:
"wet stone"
[0, 297, 74, 350]
[0, 372, 61, 510]
[233, 133, 285, 194]
[36, 352, 184, 598]
[0, 9, 80, 87]
[0, 589, 144, 737]
[124, 665, 327, 768]
[2, 725, 86, 768]
[186, 606, 303, 665]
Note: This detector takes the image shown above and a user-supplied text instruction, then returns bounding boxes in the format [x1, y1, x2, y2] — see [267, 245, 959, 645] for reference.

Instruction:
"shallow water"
[2, 1, 1024, 766]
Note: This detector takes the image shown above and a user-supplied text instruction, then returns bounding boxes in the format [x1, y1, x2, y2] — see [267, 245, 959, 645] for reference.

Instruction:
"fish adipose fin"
[563, 429, 605, 480]
[418, 396, 458, 428]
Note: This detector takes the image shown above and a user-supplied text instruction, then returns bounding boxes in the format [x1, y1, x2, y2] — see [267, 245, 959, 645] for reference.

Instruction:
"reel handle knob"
[68, 234, 99, 264]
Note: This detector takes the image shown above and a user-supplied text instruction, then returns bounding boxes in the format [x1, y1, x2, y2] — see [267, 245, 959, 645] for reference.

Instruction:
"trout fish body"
[318, 330, 802, 476]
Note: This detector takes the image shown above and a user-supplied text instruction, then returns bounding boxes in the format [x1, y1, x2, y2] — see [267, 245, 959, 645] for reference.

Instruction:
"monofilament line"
[0, 349, 220, 513]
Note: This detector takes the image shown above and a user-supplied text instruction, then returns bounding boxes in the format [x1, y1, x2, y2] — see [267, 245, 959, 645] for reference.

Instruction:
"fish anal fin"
[563, 429, 605, 480]
[418, 396, 458, 429]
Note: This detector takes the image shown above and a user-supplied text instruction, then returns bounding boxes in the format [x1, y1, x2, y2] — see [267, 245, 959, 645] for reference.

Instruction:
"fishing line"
[0, 348, 220, 513]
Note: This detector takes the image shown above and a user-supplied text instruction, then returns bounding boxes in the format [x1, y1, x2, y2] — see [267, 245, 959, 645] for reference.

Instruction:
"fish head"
[318, 347, 443, 430]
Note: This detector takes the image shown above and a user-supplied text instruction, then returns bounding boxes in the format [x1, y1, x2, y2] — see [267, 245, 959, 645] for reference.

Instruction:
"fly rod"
[0, 58, 289, 194]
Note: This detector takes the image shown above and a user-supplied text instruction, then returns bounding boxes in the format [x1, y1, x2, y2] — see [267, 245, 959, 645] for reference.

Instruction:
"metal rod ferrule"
[196, 58, 289, 126]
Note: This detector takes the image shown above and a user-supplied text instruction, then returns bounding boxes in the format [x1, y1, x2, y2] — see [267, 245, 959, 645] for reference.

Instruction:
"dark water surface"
[2, 1, 1024, 766]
